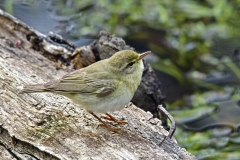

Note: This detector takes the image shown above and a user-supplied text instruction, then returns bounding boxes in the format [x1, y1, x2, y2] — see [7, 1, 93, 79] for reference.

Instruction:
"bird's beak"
[138, 51, 151, 60]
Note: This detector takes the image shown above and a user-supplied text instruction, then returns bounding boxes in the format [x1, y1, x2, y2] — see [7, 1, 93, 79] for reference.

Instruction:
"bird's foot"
[101, 113, 128, 125]
[90, 112, 120, 134]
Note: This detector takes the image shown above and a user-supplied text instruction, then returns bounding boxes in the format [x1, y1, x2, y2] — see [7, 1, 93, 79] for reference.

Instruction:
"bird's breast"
[70, 85, 134, 113]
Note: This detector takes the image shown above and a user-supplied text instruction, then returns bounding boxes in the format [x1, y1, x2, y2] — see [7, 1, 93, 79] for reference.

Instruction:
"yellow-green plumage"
[21, 50, 150, 113]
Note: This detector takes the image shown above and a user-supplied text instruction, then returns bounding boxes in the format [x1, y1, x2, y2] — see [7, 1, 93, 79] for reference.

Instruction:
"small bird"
[20, 50, 150, 133]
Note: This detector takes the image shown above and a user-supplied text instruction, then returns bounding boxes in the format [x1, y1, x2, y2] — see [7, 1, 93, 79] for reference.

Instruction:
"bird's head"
[108, 50, 151, 75]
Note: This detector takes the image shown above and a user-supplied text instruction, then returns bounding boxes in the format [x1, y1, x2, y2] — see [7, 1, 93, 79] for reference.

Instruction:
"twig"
[157, 105, 176, 144]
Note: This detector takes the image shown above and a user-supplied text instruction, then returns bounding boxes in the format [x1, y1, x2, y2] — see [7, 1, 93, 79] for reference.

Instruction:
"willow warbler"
[20, 50, 150, 132]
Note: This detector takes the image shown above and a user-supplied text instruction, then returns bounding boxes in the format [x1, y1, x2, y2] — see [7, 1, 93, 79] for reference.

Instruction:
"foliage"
[51, 0, 240, 85]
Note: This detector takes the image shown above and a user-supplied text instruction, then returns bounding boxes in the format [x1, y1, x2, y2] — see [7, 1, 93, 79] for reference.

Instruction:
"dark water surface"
[0, 0, 93, 46]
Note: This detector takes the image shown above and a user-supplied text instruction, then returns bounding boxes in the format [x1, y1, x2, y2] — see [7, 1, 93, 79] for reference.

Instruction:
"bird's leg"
[101, 113, 128, 125]
[90, 112, 120, 133]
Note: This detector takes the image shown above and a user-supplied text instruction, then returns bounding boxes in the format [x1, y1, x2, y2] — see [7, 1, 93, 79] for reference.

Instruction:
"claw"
[90, 112, 121, 134]
[101, 113, 128, 125]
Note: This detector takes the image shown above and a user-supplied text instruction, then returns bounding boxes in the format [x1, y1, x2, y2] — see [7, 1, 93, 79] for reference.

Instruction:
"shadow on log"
[0, 9, 195, 160]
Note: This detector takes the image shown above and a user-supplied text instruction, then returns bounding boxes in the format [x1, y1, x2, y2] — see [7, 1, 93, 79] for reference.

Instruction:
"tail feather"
[19, 84, 47, 93]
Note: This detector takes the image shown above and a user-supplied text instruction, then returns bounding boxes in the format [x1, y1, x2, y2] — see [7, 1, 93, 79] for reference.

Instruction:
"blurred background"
[1, 0, 240, 159]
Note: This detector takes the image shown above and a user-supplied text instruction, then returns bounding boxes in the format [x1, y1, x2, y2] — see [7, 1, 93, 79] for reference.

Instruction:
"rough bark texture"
[0, 9, 196, 160]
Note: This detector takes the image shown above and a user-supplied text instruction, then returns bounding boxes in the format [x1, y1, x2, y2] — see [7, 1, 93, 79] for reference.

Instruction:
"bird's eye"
[127, 62, 134, 67]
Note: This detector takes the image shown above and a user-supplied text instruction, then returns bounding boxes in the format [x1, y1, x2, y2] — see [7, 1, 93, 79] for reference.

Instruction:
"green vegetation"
[52, 0, 240, 86]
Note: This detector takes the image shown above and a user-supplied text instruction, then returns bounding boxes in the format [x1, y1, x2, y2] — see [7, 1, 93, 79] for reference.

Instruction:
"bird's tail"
[19, 84, 47, 93]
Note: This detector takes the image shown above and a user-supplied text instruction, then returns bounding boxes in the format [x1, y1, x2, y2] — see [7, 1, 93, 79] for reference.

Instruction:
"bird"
[20, 50, 151, 133]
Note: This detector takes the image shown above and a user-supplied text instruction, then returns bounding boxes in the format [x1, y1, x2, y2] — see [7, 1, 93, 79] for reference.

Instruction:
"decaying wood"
[0, 9, 196, 160]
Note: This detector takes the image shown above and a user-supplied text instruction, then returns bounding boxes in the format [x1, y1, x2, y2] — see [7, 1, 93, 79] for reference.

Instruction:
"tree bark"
[0, 9, 196, 160]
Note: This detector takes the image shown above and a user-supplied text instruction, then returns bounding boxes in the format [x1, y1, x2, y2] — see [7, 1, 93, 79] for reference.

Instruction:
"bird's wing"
[44, 69, 118, 97]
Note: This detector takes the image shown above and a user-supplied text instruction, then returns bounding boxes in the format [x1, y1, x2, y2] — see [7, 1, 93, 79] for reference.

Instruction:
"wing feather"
[43, 69, 117, 97]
